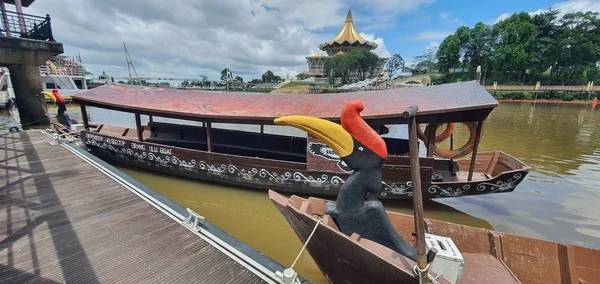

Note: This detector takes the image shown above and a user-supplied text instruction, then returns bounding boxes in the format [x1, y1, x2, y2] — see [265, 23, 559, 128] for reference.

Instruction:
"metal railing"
[484, 85, 599, 92]
[0, 10, 54, 41]
[39, 65, 85, 76]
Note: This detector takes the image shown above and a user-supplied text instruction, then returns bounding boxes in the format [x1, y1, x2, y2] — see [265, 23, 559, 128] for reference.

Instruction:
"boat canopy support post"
[206, 122, 213, 152]
[426, 123, 437, 157]
[134, 113, 143, 141]
[148, 115, 153, 123]
[80, 105, 89, 131]
[467, 121, 484, 181]
[404, 105, 429, 283]
[260, 124, 264, 134]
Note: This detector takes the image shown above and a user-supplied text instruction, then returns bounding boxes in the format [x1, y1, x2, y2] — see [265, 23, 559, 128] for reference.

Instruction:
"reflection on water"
[2, 101, 600, 283]
[117, 165, 492, 284]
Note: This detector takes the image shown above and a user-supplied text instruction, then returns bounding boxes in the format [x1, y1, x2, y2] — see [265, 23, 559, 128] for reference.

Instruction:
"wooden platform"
[0, 131, 268, 283]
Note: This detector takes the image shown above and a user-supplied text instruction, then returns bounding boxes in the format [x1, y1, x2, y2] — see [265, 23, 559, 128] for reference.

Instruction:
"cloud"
[533, 0, 600, 16]
[415, 31, 453, 41]
[440, 12, 450, 20]
[494, 0, 600, 24]
[353, 0, 436, 14]
[12, 0, 435, 81]
[494, 12, 512, 24]
[359, 33, 392, 57]
[426, 41, 440, 53]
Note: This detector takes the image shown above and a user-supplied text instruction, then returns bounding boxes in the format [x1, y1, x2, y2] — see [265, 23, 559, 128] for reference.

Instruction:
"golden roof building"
[305, 10, 386, 79]
[319, 10, 378, 56]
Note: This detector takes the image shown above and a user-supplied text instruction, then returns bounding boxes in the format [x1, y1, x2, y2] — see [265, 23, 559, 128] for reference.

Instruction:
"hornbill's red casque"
[274, 100, 418, 261]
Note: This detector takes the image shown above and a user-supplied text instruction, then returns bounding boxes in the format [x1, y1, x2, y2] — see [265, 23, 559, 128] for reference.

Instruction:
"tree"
[249, 78, 262, 83]
[385, 54, 405, 80]
[262, 70, 275, 82]
[296, 72, 312, 80]
[273, 75, 282, 82]
[182, 80, 190, 86]
[324, 49, 381, 84]
[411, 47, 437, 74]
[235, 76, 243, 82]
[435, 9, 600, 85]
[221, 68, 232, 81]
[436, 35, 460, 74]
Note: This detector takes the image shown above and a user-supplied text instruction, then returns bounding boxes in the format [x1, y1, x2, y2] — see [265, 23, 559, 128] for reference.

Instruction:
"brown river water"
[2, 101, 599, 283]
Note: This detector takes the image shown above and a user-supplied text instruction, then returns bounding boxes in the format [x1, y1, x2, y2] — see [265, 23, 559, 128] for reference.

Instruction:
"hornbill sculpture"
[50, 89, 72, 128]
[274, 100, 418, 261]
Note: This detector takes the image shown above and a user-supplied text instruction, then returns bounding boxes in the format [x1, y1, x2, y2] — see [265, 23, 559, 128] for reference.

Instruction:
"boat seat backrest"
[146, 121, 308, 162]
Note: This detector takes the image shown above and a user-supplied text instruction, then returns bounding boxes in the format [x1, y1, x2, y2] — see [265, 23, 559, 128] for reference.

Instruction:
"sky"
[11, 0, 600, 82]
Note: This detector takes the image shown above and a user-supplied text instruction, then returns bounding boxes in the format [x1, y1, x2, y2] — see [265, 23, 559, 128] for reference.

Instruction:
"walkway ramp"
[0, 131, 281, 283]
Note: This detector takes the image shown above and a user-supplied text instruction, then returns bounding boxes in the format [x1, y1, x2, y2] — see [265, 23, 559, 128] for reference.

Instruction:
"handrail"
[0, 11, 54, 41]
[484, 85, 599, 92]
[5, 10, 46, 20]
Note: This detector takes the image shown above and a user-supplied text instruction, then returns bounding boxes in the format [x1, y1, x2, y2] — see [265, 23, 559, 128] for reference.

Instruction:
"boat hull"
[81, 131, 529, 199]
[269, 192, 600, 284]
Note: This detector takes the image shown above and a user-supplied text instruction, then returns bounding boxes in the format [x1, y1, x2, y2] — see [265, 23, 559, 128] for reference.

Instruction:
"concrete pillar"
[14, 0, 26, 36]
[8, 64, 50, 128]
[0, 0, 11, 37]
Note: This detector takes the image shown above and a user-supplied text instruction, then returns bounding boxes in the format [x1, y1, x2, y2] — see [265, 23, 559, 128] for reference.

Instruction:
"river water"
[2, 102, 599, 283]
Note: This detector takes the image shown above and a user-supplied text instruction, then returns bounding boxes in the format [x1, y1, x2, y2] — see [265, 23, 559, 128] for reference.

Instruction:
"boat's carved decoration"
[228, 165, 258, 180]
[428, 184, 471, 197]
[259, 169, 292, 184]
[476, 173, 523, 193]
[380, 181, 413, 197]
[82, 132, 527, 199]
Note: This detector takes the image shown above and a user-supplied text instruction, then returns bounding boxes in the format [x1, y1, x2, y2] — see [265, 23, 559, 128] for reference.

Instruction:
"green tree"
[221, 68, 232, 81]
[492, 12, 537, 82]
[235, 76, 243, 82]
[437, 35, 460, 74]
[262, 71, 275, 82]
[385, 54, 405, 80]
[182, 80, 190, 86]
[324, 49, 381, 84]
[249, 78, 262, 83]
[435, 10, 599, 85]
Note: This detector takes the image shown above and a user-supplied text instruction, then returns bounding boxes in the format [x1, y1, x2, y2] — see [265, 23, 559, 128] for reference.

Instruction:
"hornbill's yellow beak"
[274, 115, 353, 158]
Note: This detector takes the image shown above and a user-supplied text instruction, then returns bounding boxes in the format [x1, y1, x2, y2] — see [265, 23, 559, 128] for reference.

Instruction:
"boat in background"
[40, 55, 88, 102]
[269, 191, 600, 283]
[66, 81, 530, 200]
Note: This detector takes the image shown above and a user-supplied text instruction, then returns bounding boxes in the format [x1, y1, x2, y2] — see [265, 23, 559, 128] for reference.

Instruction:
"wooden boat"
[69, 81, 530, 199]
[269, 190, 600, 284]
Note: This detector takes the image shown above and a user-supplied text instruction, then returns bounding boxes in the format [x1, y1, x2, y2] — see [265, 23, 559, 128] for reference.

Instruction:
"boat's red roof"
[71, 81, 497, 124]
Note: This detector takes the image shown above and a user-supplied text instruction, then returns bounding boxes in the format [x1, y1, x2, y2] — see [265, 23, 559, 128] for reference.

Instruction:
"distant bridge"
[484, 85, 599, 92]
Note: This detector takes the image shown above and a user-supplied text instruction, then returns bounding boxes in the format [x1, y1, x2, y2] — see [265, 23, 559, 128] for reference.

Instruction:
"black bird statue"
[274, 100, 418, 261]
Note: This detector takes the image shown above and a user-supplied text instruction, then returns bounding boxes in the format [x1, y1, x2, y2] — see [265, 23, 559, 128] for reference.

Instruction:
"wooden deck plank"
[0, 131, 266, 283]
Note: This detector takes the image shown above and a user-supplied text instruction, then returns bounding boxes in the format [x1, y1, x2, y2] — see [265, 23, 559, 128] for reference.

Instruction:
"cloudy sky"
[11, 0, 600, 82]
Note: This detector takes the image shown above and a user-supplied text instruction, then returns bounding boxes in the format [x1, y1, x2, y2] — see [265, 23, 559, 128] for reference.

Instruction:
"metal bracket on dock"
[183, 208, 205, 231]
[275, 268, 300, 284]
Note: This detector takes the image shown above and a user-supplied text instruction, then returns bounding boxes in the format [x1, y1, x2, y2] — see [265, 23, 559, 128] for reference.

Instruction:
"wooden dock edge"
[39, 130, 304, 284]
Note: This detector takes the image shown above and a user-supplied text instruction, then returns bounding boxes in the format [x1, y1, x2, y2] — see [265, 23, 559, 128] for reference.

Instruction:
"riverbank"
[498, 99, 593, 104]
[490, 90, 598, 101]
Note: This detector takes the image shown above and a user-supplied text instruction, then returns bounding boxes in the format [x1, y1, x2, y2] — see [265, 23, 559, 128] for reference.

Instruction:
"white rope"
[413, 263, 442, 284]
[40, 128, 79, 145]
[290, 217, 322, 269]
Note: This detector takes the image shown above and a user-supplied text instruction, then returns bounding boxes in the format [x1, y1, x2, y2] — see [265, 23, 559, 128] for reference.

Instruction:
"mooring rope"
[413, 263, 442, 284]
[290, 217, 322, 270]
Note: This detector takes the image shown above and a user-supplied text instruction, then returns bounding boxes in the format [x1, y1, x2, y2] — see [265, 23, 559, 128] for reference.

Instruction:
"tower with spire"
[304, 10, 387, 79]
[319, 10, 378, 56]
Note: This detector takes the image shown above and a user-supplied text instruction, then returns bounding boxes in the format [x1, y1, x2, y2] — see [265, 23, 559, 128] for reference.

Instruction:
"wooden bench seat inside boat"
[146, 121, 308, 162]
[287, 196, 520, 284]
